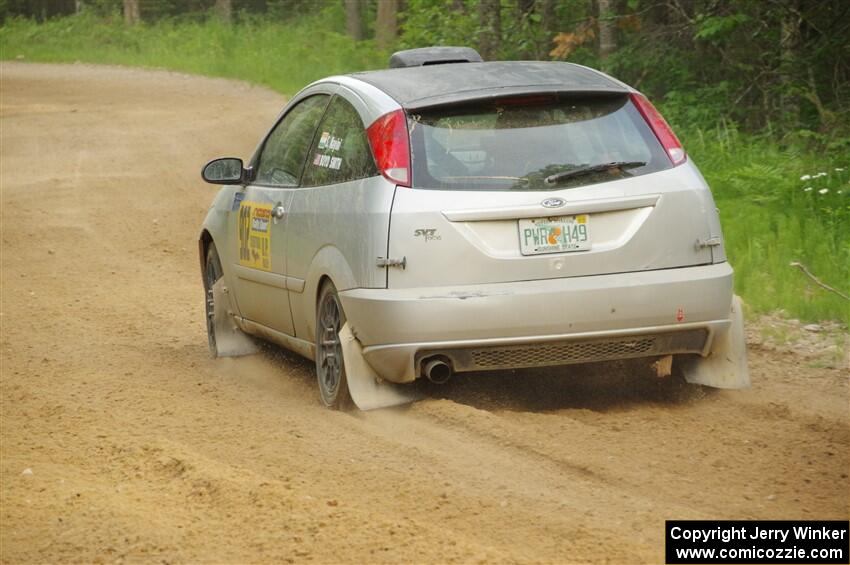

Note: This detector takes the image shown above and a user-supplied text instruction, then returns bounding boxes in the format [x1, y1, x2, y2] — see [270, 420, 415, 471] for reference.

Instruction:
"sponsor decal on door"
[237, 201, 272, 271]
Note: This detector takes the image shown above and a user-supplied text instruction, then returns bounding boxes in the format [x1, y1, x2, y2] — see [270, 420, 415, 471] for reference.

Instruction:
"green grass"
[0, 10, 387, 95]
[2, 12, 848, 324]
[684, 126, 849, 323]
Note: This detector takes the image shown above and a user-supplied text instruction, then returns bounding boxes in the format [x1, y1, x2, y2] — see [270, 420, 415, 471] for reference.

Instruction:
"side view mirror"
[202, 157, 245, 185]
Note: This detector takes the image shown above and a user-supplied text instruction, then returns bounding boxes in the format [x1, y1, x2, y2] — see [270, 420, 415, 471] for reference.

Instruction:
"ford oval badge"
[541, 197, 566, 208]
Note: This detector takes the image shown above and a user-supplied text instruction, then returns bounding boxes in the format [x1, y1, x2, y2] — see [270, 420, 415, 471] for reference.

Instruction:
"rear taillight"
[366, 109, 411, 187]
[629, 92, 686, 166]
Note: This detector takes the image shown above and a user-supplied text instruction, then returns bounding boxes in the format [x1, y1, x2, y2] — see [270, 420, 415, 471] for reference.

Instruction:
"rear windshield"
[408, 94, 671, 191]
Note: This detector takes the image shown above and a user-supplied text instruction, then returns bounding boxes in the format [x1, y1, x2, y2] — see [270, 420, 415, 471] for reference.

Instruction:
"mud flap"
[212, 279, 258, 357]
[339, 323, 420, 411]
[680, 295, 750, 389]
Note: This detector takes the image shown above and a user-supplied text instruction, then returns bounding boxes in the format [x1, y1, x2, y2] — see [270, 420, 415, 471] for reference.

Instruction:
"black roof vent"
[389, 47, 483, 69]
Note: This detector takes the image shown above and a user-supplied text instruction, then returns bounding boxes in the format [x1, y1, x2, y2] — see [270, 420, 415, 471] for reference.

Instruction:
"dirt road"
[1, 62, 848, 564]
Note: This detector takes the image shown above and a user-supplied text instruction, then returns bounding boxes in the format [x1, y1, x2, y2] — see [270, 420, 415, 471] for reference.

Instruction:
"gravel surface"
[1, 62, 848, 564]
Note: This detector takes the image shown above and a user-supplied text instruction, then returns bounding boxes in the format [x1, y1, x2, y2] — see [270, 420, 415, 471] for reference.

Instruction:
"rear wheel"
[315, 282, 352, 409]
[204, 243, 223, 357]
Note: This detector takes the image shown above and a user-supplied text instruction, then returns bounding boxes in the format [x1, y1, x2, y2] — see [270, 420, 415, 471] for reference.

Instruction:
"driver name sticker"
[231, 191, 245, 211]
[237, 201, 272, 271]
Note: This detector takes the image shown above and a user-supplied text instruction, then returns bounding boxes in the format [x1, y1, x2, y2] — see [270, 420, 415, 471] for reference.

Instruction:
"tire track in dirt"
[1, 62, 848, 564]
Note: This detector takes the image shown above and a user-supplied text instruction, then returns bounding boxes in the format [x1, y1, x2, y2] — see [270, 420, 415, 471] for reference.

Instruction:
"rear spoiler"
[402, 85, 630, 112]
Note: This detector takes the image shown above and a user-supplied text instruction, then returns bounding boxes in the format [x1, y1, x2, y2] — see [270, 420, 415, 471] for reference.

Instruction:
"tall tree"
[376, 0, 398, 49]
[344, 0, 364, 41]
[123, 0, 140, 25]
[517, 0, 535, 20]
[779, 0, 801, 127]
[478, 0, 501, 60]
[214, 0, 232, 23]
[542, 0, 557, 34]
[597, 0, 616, 68]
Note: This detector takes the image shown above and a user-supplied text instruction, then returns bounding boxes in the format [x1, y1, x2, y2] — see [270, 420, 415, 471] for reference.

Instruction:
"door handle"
[272, 203, 285, 219]
[695, 236, 721, 249]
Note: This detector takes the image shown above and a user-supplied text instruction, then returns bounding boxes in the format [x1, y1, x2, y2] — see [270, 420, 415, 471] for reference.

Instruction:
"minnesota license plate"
[518, 214, 590, 255]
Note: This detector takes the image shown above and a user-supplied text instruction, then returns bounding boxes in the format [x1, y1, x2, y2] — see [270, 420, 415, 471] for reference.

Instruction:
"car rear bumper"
[339, 262, 735, 383]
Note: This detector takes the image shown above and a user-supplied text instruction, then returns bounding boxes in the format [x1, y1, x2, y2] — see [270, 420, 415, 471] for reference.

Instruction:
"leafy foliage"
[398, 0, 479, 51]
[693, 13, 750, 40]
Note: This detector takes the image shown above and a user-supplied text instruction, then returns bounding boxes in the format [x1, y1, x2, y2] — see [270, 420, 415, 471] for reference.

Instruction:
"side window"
[255, 94, 329, 187]
[302, 96, 378, 187]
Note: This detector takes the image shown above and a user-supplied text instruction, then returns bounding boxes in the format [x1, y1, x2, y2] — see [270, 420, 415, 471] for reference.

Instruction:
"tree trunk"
[34, 0, 47, 20]
[514, 0, 535, 58]
[779, 0, 801, 128]
[542, 0, 556, 33]
[478, 0, 501, 61]
[376, 0, 398, 49]
[214, 0, 232, 23]
[517, 0, 535, 19]
[123, 0, 140, 25]
[344, 0, 364, 41]
[597, 0, 616, 68]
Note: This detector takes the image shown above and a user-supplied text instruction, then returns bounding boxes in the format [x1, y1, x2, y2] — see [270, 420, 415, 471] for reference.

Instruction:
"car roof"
[348, 61, 629, 110]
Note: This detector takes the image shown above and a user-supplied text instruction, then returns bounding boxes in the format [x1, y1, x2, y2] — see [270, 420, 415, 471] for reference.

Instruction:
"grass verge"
[0, 10, 387, 95]
[686, 126, 848, 323]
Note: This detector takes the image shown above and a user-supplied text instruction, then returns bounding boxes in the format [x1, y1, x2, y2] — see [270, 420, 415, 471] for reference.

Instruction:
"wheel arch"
[297, 245, 358, 344]
[199, 229, 214, 279]
[317, 274, 334, 299]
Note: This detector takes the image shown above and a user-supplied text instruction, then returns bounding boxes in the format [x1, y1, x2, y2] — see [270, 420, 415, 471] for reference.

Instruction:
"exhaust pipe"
[423, 358, 452, 384]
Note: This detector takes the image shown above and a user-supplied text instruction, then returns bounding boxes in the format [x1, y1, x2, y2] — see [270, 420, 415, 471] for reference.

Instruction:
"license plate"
[518, 214, 590, 255]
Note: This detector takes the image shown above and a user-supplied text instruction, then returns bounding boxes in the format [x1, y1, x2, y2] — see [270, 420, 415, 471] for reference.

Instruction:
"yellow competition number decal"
[237, 201, 272, 271]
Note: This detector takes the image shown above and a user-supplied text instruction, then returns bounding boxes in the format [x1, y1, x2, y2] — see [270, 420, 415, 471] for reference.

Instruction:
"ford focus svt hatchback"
[199, 46, 748, 410]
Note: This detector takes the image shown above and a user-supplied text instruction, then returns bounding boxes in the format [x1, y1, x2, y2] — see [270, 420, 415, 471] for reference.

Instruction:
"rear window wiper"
[544, 161, 646, 185]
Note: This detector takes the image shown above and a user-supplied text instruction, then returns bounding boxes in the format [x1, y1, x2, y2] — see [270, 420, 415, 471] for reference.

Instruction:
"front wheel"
[315, 282, 352, 409]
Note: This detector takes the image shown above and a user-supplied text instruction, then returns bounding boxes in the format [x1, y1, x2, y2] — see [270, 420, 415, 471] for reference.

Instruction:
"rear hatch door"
[387, 93, 716, 288]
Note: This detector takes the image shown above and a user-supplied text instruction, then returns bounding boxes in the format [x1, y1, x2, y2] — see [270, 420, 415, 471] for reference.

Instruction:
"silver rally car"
[199, 47, 748, 410]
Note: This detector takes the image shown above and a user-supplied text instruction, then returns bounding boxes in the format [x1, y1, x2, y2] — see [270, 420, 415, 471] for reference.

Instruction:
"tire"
[315, 281, 352, 409]
[204, 243, 224, 357]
